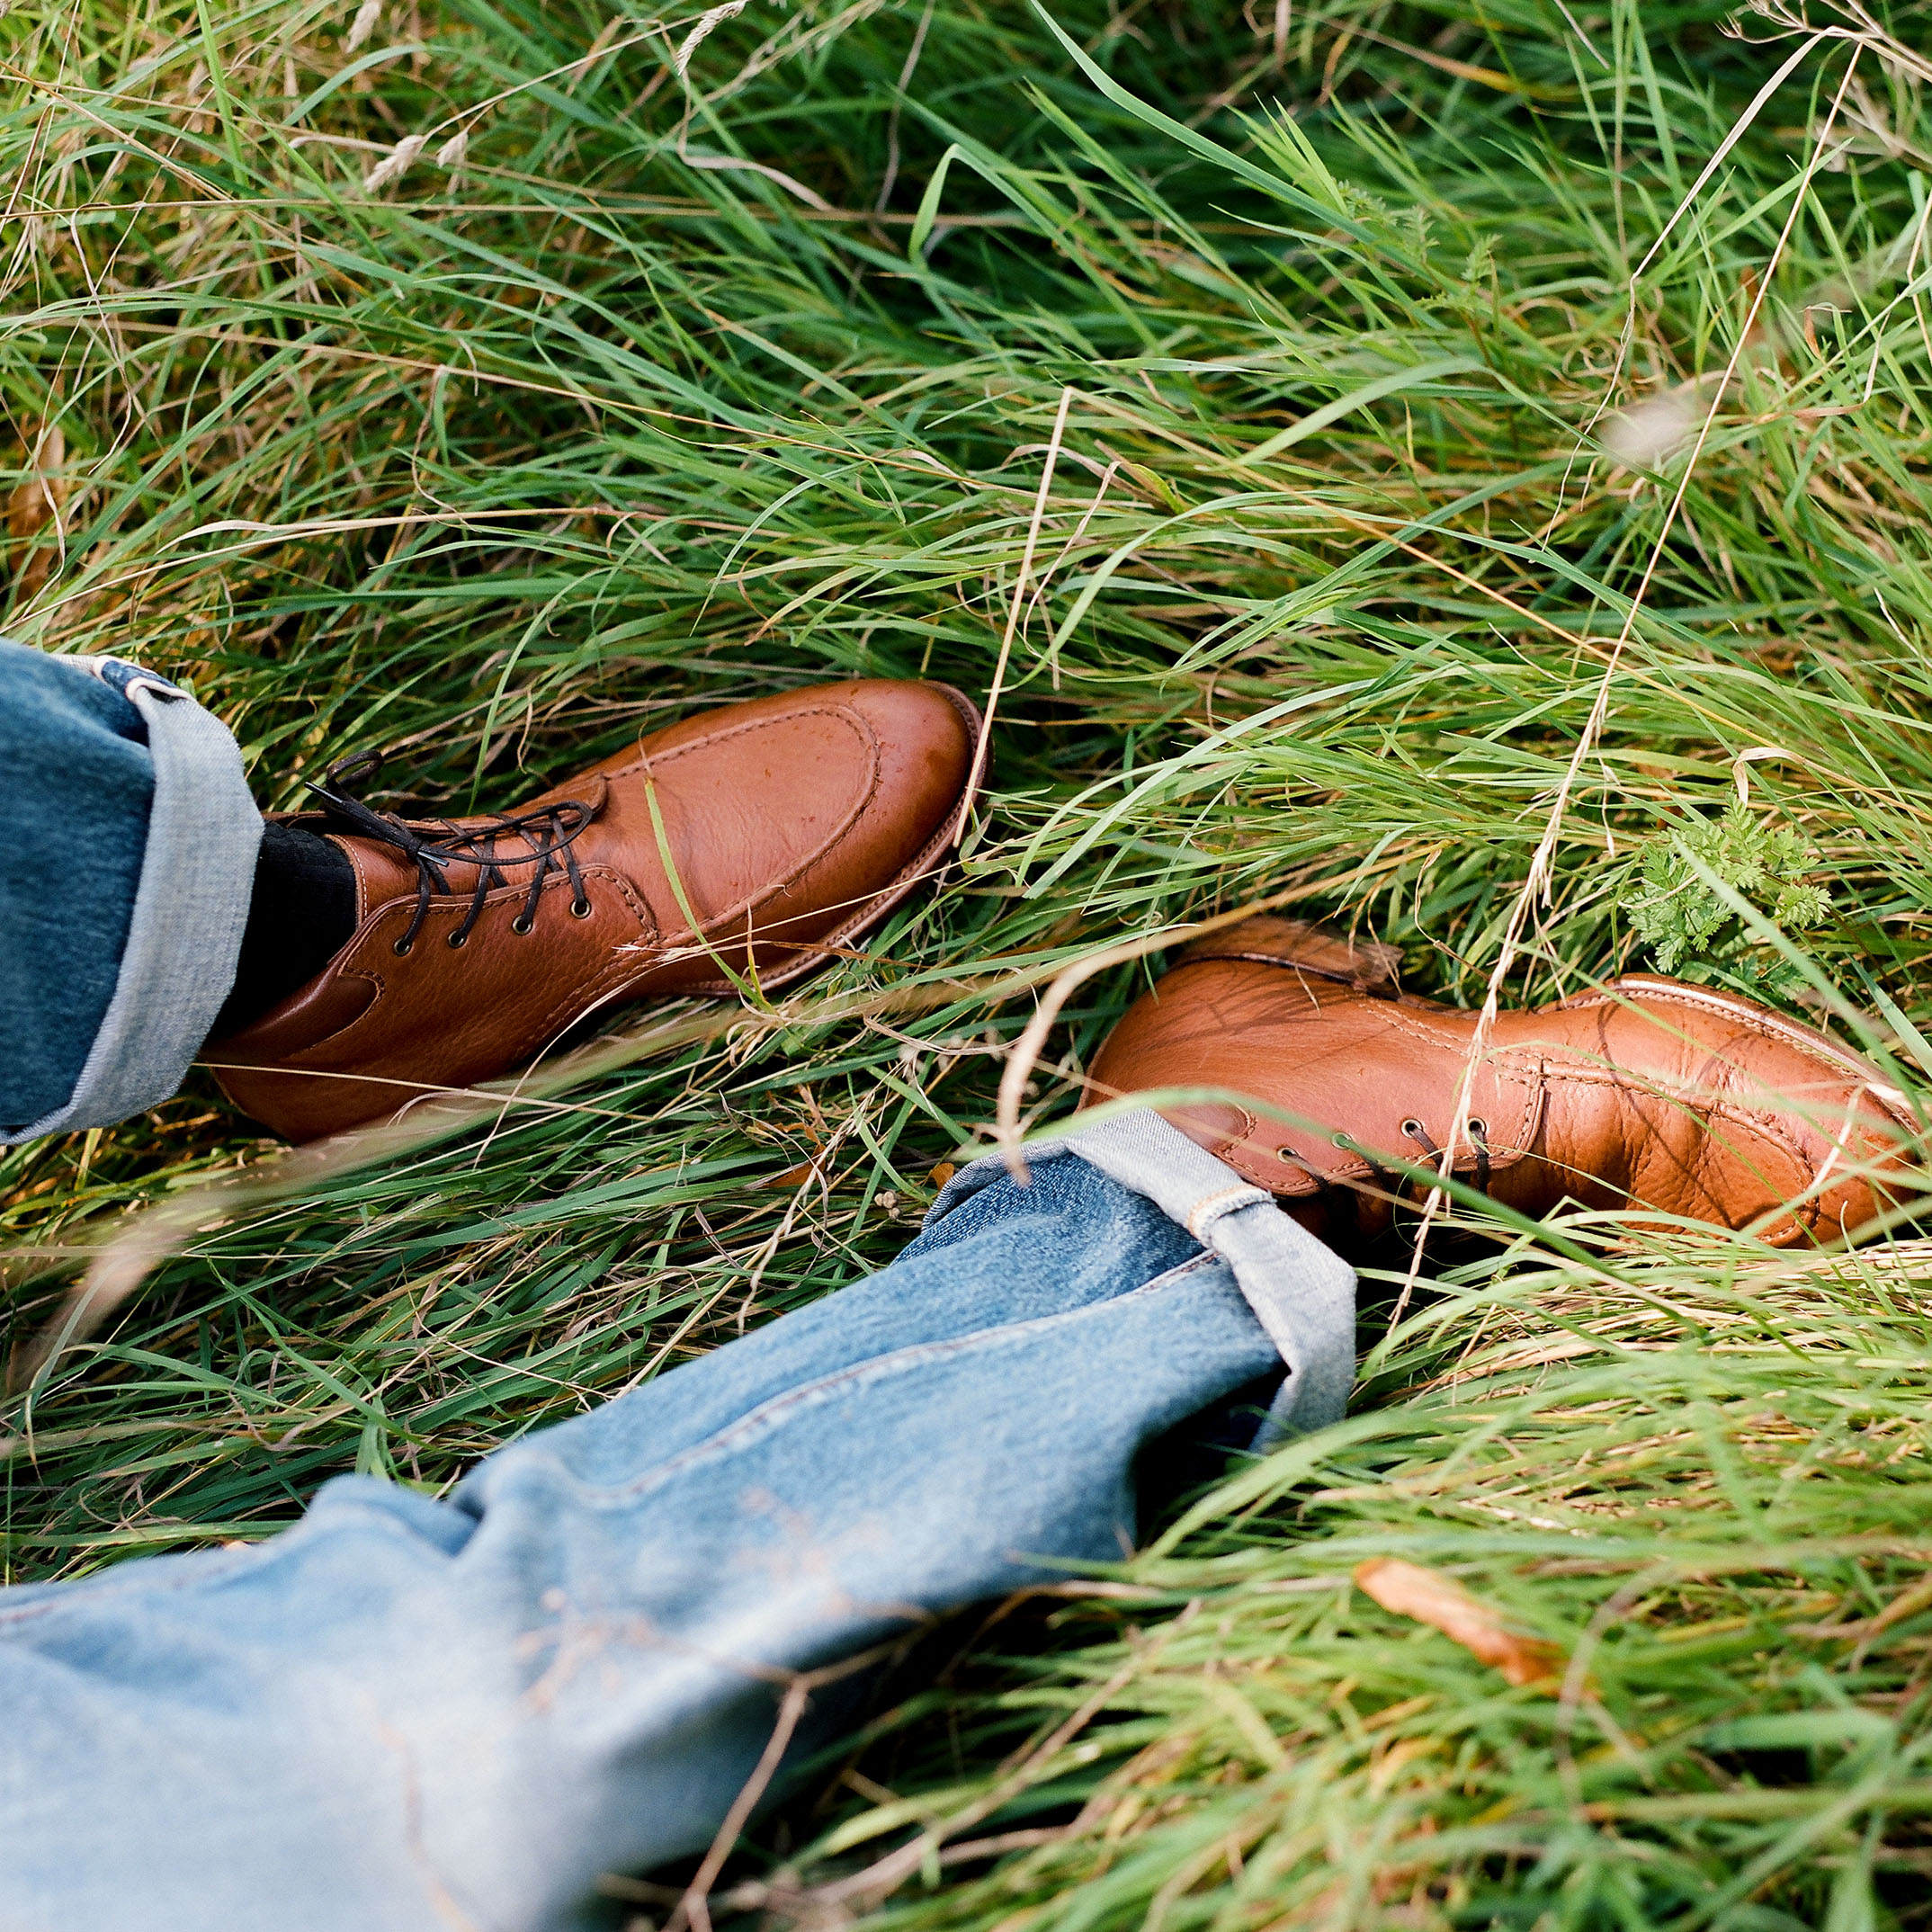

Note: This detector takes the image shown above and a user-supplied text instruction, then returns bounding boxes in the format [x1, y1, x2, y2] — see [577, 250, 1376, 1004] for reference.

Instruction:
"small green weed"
[1624, 801, 1833, 995]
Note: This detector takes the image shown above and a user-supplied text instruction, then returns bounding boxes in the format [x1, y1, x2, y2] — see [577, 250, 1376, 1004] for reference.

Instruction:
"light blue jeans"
[0, 639, 1357, 1927]
[0, 641, 258, 1143]
[0, 1123, 1355, 1932]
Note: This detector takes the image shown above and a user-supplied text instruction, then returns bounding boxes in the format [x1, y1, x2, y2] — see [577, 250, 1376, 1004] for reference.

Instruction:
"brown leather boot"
[206, 680, 978, 1140]
[1085, 917, 1921, 1250]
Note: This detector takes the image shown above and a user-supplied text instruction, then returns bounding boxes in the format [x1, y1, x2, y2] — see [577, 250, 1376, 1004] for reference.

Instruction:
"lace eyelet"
[1400, 1118, 1425, 1139]
[511, 915, 534, 935]
[1276, 1146, 1300, 1163]
[392, 938, 413, 957]
[447, 931, 468, 950]
[1466, 1116, 1488, 1136]
[569, 898, 593, 919]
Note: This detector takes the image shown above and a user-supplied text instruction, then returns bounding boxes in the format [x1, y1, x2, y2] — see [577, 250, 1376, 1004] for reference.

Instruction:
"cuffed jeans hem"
[926, 1109, 1357, 1436]
[4, 659, 260, 1145]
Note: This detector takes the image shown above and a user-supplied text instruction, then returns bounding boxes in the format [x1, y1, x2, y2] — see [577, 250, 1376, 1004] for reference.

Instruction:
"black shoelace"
[1275, 1119, 1491, 1241]
[309, 753, 599, 956]
[1401, 1116, 1490, 1196]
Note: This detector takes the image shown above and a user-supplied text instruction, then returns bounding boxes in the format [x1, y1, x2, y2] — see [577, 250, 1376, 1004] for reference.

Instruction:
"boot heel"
[1176, 914, 1401, 994]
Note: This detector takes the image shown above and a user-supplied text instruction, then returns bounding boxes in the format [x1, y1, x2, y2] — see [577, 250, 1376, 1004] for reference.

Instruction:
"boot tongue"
[326, 831, 423, 924]
[326, 827, 493, 923]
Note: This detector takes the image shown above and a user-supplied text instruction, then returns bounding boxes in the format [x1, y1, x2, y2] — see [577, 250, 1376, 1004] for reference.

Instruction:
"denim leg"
[0, 640, 151, 1128]
[0, 642, 259, 1144]
[0, 1153, 1320, 1932]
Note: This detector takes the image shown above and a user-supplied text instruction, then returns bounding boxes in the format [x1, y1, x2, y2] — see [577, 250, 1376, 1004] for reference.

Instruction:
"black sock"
[212, 824, 358, 1036]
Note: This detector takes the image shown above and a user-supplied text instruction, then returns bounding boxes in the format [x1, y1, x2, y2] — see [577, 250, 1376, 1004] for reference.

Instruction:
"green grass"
[9, 0, 1932, 1921]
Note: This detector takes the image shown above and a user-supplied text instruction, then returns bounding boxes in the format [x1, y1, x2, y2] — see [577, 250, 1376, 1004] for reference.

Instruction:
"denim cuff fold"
[926, 1109, 1357, 1436]
[4, 659, 260, 1144]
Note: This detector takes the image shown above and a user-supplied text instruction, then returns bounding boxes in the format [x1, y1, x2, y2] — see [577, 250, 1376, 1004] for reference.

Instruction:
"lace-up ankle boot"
[1085, 916, 1921, 1251]
[205, 680, 978, 1140]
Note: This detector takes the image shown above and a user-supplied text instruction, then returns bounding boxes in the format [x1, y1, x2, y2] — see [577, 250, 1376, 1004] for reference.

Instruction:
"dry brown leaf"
[9, 425, 67, 600]
[755, 1161, 818, 1191]
[1354, 1558, 1563, 1686]
[928, 1161, 958, 1190]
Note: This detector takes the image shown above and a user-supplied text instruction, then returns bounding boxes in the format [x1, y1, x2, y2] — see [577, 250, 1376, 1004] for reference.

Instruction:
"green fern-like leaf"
[1623, 804, 1831, 994]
